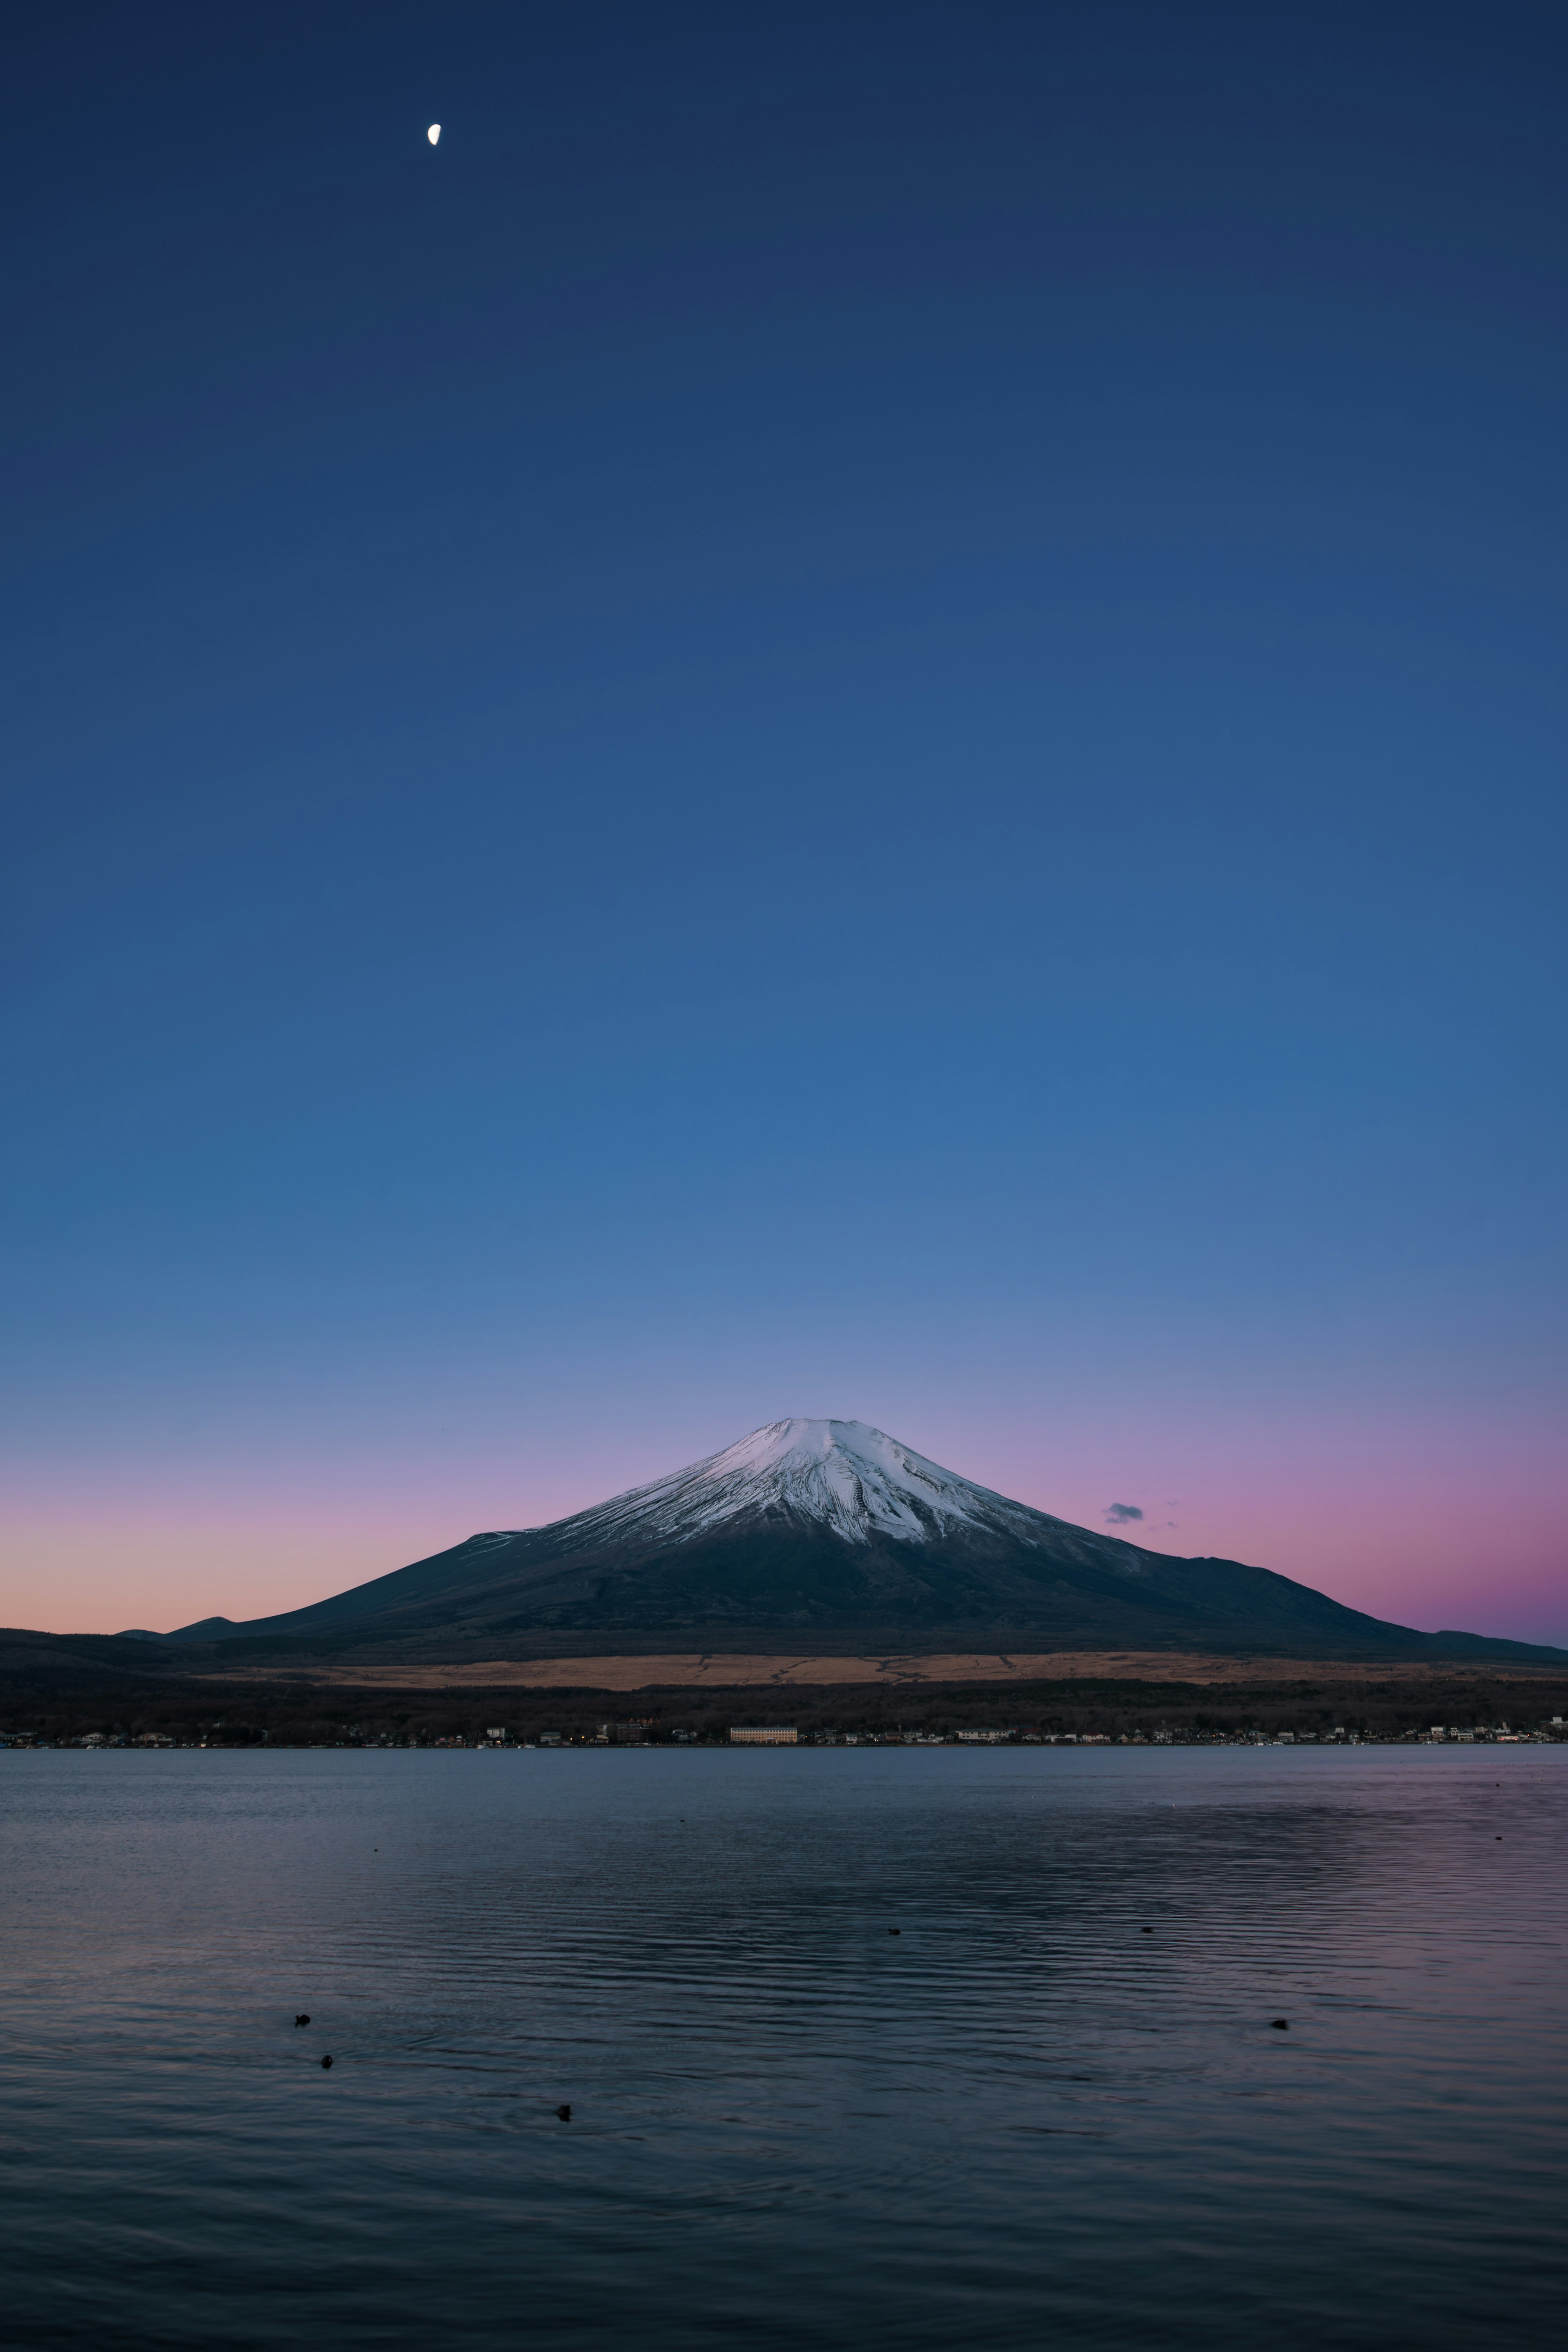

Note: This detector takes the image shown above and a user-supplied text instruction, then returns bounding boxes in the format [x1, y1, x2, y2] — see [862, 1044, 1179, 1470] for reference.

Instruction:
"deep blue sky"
[4, 2, 1565, 1638]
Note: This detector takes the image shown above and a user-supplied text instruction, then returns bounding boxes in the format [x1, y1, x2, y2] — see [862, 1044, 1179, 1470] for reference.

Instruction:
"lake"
[2, 1746, 1564, 2349]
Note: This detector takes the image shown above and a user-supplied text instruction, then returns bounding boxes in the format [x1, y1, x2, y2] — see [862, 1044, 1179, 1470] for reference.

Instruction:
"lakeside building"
[729, 1727, 798, 1744]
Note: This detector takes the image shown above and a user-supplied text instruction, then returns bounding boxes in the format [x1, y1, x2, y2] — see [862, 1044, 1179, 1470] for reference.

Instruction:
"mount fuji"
[148, 1419, 1561, 1666]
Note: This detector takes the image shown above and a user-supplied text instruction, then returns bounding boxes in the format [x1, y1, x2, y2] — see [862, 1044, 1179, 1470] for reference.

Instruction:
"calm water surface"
[2, 1746, 1564, 2349]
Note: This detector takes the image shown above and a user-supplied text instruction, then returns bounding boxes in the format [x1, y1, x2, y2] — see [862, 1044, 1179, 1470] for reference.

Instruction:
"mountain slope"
[158, 1419, 1565, 1665]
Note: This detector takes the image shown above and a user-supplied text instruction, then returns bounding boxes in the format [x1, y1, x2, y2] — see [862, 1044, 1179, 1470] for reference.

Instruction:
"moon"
[427, 123, 441, 146]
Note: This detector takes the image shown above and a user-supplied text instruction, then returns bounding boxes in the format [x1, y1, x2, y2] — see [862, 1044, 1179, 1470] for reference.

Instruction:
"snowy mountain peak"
[559, 1418, 1050, 1550]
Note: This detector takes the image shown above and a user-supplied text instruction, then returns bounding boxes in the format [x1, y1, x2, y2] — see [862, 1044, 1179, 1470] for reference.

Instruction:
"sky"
[3, 0, 1564, 1644]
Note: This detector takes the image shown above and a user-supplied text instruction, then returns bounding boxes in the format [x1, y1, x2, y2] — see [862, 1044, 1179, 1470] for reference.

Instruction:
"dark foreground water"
[2, 1748, 1565, 2350]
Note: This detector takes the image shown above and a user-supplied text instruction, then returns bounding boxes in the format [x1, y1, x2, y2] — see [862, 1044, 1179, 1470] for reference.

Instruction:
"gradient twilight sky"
[4, 2, 1564, 1643]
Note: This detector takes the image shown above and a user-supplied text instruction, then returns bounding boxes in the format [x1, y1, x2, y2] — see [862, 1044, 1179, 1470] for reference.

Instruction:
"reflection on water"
[3, 1748, 1564, 2350]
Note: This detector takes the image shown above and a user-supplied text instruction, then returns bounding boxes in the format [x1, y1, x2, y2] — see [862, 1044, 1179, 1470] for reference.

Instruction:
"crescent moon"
[427, 124, 441, 146]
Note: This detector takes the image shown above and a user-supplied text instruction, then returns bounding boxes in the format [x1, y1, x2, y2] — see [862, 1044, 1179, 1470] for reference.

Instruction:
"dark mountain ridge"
[132, 1420, 1565, 1668]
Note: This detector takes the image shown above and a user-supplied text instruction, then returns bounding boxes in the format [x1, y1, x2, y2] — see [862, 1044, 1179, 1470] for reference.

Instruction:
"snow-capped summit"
[559, 1417, 1048, 1551]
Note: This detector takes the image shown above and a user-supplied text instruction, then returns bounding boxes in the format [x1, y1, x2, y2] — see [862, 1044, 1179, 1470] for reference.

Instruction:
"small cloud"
[1105, 1502, 1143, 1524]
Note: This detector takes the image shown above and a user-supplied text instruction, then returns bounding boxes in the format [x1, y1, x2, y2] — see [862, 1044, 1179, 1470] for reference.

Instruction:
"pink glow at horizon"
[7, 1407, 1563, 1648]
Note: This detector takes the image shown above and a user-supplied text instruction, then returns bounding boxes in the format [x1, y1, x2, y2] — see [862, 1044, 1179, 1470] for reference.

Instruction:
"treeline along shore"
[3, 1630, 1565, 1748]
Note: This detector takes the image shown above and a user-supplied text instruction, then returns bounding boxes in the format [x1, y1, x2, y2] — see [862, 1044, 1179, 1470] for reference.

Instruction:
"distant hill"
[133, 1419, 1565, 1669]
[0, 1626, 215, 1694]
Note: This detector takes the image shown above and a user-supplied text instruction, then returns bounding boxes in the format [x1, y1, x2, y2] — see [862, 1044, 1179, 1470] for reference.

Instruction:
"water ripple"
[2, 1748, 1564, 2350]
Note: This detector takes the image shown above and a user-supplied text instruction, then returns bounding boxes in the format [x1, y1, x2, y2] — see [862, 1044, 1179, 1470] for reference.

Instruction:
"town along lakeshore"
[4, 1627, 1566, 1751]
